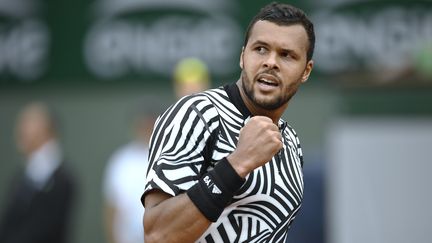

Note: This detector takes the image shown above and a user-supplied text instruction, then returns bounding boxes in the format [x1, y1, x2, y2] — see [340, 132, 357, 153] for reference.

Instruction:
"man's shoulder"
[284, 122, 300, 137]
[172, 86, 229, 112]
[180, 86, 227, 102]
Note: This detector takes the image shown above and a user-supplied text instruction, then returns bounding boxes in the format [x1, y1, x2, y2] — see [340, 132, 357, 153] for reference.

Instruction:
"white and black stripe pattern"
[144, 83, 304, 243]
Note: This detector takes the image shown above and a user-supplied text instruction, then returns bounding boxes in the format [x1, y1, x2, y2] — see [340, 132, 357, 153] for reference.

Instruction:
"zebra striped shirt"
[144, 83, 304, 243]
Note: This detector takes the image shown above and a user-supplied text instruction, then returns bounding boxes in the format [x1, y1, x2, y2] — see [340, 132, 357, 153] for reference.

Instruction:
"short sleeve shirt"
[143, 83, 304, 243]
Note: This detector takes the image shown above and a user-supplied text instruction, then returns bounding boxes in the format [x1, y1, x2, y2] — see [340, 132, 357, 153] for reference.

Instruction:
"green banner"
[0, 0, 430, 88]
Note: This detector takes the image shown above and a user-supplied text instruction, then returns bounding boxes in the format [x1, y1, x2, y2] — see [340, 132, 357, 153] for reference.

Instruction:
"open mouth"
[258, 78, 278, 86]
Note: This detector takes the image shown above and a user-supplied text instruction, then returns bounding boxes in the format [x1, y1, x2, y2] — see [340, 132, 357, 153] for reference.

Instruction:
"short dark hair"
[243, 2, 315, 61]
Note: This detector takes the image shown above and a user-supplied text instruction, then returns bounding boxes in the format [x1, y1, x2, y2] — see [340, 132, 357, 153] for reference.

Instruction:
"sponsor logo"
[311, 1, 432, 84]
[212, 185, 222, 194]
[203, 175, 211, 186]
[0, 0, 49, 81]
[84, 0, 242, 80]
[203, 175, 222, 194]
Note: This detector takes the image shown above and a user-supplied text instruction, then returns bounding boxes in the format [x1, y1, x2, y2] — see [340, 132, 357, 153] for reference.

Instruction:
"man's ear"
[239, 47, 245, 69]
[301, 60, 314, 83]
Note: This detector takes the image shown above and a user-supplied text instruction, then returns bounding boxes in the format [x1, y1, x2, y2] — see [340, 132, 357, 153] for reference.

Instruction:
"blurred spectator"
[102, 108, 157, 243]
[173, 57, 211, 99]
[0, 102, 77, 243]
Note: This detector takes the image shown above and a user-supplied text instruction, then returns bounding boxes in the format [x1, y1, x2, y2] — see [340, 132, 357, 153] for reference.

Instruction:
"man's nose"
[262, 52, 279, 70]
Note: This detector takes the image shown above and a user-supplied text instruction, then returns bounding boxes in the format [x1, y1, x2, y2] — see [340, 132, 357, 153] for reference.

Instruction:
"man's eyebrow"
[250, 40, 269, 47]
[251, 40, 298, 53]
[249, 40, 302, 58]
[281, 48, 299, 55]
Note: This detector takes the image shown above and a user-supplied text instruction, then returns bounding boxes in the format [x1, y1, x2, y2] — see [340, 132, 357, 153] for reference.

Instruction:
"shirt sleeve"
[143, 94, 220, 198]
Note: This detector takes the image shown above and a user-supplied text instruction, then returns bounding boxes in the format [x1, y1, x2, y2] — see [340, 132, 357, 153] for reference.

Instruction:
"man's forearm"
[144, 191, 211, 243]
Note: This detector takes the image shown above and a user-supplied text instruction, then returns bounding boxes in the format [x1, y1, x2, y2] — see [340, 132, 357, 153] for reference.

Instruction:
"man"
[142, 2, 315, 242]
[0, 102, 77, 243]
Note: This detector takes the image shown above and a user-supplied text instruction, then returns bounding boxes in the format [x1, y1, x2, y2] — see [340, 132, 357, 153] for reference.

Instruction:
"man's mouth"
[258, 78, 278, 86]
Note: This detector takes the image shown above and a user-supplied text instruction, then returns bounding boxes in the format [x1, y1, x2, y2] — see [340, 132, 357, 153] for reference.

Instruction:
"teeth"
[259, 78, 276, 86]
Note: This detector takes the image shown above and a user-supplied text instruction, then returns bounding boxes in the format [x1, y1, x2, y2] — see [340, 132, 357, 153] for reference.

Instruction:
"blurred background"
[0, 0, 431, 242]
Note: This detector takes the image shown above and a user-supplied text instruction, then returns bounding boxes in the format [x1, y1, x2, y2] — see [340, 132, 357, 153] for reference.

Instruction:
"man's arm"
[143, 190, 211, 243]
[143, 116, 282, 243]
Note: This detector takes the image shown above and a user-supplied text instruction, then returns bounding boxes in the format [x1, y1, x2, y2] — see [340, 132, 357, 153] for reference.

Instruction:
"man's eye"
[282, 51, 297, 60]
[282, 52, 291, 58]
[256, 47, 267, 54]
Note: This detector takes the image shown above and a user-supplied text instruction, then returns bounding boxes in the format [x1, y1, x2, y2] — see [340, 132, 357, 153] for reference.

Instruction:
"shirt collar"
[223, 83, 251, 118]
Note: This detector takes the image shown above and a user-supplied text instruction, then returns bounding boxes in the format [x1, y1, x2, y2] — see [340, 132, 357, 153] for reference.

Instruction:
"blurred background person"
[173, 57, 211, 99]
[102, 107, 157, 243]
[0, 102, 78, 243]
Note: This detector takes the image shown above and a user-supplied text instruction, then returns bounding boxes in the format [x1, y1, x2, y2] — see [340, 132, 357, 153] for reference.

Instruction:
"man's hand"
[227, 116, 282, 178]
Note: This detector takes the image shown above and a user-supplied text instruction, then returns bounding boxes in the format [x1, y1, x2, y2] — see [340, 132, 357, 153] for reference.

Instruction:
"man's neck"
[235, 79, 286, 124]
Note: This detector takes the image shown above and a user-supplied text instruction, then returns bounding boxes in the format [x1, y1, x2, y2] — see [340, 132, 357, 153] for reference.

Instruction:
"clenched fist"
[227, 116, 282, 178]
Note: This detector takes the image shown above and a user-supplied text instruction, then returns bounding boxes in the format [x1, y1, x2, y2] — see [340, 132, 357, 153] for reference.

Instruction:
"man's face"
[240, 20, 313, 110]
